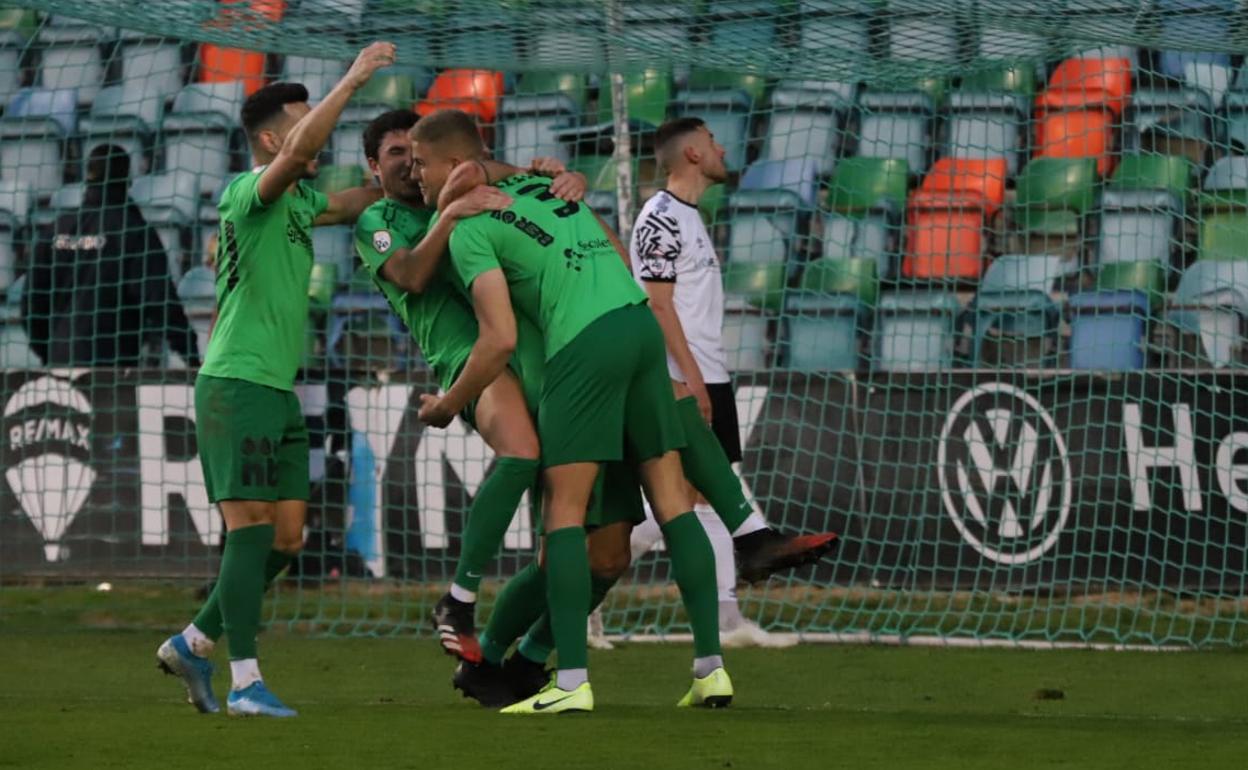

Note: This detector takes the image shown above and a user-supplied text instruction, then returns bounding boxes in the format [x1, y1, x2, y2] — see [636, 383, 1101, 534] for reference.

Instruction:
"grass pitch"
[2, 587, 1247, 769]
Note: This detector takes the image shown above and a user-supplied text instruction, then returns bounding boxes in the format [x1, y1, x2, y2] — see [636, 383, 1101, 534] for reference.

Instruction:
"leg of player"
[432, 371, 540, 664]
[499, 463, 598, 714]
[457, 523, 632, 707]
[638, 451, 734, 708]
[670, 389, 839, 584]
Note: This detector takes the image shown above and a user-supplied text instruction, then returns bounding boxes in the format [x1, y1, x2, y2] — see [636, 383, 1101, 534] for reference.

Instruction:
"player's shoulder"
[220, 167, 263, 198]
[356, 197, 395, 231]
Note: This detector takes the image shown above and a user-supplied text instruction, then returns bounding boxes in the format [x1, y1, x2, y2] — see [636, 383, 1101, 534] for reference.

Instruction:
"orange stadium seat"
[416, 69, 506, 124]
[917, 157, 1008, 215]
[1034, 108, 1117, 175]
[197, 1, 285, 96]
[1037, 57, 1133, 117]
[904, 191, 989, 281]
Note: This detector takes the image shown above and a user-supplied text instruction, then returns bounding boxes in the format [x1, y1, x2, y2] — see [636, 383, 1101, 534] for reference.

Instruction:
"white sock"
[693, 655, 724, 679]
[230, 658, 263, 691]
[730, 511, 768, 538]
[181, 623, 214, 658]
[719, 600, 746, 631]
[449, 583, 477, 603]
[556, 668, 588, 691]
[629, 504, 664, 562]
[695, 504, 738, 603]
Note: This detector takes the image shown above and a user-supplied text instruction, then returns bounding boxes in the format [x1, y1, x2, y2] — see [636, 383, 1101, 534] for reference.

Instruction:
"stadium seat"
[177, 265, 217, 359]
[117, 30, 185, 107]
[704, 0, 779, 52]
[311, 225, 353, 278]
[901, 158, 1007, 281]
[585, 190, 619, 224]
[1128, 89, 1213, 168]
[0, 87, 77, 200]
[0, 178, 30, 291]
[198, 45, 268, 97]
[1010, 157, 1098, 257]
[1098, 259, 1169, 308]
[617, 1, 693, 58]
[1108, 154, 1192, 197]
[959, 64, 1037, 101]
[964, 254, 1065, 367]
[874, 291, 962, 371]
[740, 158, 820, 207]
[28, 182, 82, 232]
[283, 55, 347, 102]
[943, 92, 1029, 175]
[1068, 290, 1152, 370]
[79, 85, 164, 178]
[313, 165, 366, 196]
[1039, 57, 1133, 117]
[822, 157, 908, 278]
[0, 20, 28, 109]
[499, 93, 578, 167]
[855, 91, 935, 176]
[798, 2, 871, 59]
[763, 81, 854, 173]
[1219, 91, 1248, 155]
[671, 89, 754, 172]
[515, 72, 588, 113]
[1167, 259, 1248, 367]
[726, 189, 805, 264]
[687, 68, 769, 106]
[36, 16, 110, 106]
[328, 274, 410, 372]
[595, 68, 672, 129]
[1034, 107, 1117, 176]
[1202, 155, 1248, 200]
[0, 274, 40, 368]
[976, 25, 1049, 61]
[722, 260, 785, 372]
[1097, 189, 1184, 267]
[130, 171, 201, 279]
[887, 13, 959, 65]
[161, 81, 248, 196]
[784, 257, 877, 371]
[1198, 212, 1248, 261]
[417, 69, 506, 124]
[918, 157, 1008, 215]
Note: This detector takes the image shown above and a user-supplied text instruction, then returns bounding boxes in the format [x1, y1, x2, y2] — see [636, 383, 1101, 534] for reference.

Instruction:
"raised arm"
[417, 269, 517, 427]
[315, 185, 384, 226]
[257, 41, 395, 205]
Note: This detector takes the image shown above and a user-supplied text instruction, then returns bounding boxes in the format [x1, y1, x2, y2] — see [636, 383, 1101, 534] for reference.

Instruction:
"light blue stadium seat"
[965, 255, 1066, 367]
[79, 84, 164, 178]
[0, 274, 40, 367]
[37, 17, 111, 105]
[118, 30, 184, 105]
[312, 225, 354, 279]
[499, 94, 577, 167]
[1097, 189, 1183, 267]
[875, 291, 962, 371]
[886, 5, 959, 65]
[740, 158, 820, 207]
[855, 91, 935, 176]
[784, 257, 877, 372]
[0, 178, 30, 290]
[283, 55, 347, 102]
[0, 87, 77, 200]
[161, 81, 248, 197]
[1168, 260, 1248, 367]
[130, 171, 200, 278]
[945, 92, 1029, 175]
[177, 265, 217, 358]
[726, 189, 805, 264]
[1068, 290, 1151, 370]
[763, 81, 854, 173]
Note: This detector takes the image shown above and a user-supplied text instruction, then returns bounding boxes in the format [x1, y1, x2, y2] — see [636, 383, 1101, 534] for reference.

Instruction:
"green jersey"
[354, 198, 478, 392]
[448, 174, 646, 361]
[199, 168, 329, 391]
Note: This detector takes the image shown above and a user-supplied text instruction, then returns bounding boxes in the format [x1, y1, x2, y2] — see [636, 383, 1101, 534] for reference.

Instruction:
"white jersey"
[630, 189, 729, 384]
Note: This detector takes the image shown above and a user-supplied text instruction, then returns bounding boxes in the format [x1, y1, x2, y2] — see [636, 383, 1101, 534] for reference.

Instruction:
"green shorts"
[538, 303, 686, 468]
[532, 461, 645, 536]
[194, 374, 309, 503]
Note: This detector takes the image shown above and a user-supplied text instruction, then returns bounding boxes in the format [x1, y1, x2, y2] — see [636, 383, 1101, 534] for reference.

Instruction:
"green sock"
[455, 458, 539, 594]
[192, 549, 293, 641]
[676, 396, 752, 533]
[217, 524, 275, 660]
[519, 574, 617, 664]
[662, 512, 722, 658]
[480, 561, 546, 665]
[544, 526, 590, 671]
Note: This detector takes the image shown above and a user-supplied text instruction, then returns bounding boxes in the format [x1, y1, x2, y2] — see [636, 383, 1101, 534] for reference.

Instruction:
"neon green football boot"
[677, 667, 733, 708]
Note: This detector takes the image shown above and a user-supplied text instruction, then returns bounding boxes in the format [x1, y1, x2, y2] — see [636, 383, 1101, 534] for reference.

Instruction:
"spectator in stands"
[25, 144, 199, 367]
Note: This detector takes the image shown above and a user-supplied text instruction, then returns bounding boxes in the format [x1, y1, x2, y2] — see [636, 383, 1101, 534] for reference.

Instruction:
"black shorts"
[707, 381, 743, 463]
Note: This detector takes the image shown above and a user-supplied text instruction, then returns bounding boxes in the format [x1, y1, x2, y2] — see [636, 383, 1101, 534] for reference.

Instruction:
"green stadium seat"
[827, 157, 910, 213]
[686, 68, 769, 105]
[785, 258, 874, 371]
[823, 158, 909, 279]
[799, 256, 879, 308]
[1108, 155, 1192, 197]
[594, 69, 672, 128]
[722, 260, 785, 372]
[516, 72, 588, 112]
[959, 64, 1037, 101]
[1199, 213, 1248, 261]
[308, 262, 339, 315]
[1010, 157, 1098, 256]
[1096, 260, 1169, 310]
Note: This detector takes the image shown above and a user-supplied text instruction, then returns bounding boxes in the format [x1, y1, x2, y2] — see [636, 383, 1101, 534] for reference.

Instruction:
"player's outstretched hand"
[549, 170, 587, 202]
[344, 42, 396, 90]
[530, 156, 567, 177]
[445, 185, 512, 221]
[417, 393, 455, 428]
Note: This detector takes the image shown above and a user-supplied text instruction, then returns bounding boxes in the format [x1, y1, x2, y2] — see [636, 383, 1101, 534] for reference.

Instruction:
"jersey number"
[516, 182, 579, 218]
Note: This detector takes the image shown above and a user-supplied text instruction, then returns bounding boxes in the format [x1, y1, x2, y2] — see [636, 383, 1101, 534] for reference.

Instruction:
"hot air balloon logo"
[3, 376, 95, 562]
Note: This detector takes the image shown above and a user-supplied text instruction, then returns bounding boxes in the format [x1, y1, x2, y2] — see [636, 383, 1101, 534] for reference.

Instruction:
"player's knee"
[589, 546, 631, 580]
[497, 432, 540, 462]
[273, 535, 304, 555]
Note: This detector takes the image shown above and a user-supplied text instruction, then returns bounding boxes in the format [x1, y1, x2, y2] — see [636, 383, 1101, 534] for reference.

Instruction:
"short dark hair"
[85, 143, 130, 187]
[363, 109, 419, 161]
[655, 116, 706, 168]
[240, 82, 309, 141]
[409, 109, 485, 158]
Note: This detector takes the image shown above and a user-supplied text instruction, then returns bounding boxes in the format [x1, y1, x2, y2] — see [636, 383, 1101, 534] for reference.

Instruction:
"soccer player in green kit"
[412, 109, 731, 714]
[353, 109, 590, 662]
[155, 42, 397, 718]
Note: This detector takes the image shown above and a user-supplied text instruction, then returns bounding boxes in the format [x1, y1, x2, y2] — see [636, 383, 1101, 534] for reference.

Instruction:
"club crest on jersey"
[373, 230, 392, 252]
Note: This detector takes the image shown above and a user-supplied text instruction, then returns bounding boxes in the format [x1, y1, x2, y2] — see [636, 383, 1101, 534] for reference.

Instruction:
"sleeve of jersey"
[307, 185, 330, 219]
[449, 219, 501, 290]
[353, 208, 395, 276]
[631, 209, 681, 283]
[230, 170, 269, 218]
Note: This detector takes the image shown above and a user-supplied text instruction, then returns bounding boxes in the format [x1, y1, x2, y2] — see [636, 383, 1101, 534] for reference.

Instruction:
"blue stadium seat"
[499, 93, 578, 167]
[874, 291, 962, 371]
[726, 188, 805, 264]
[763, 80, 855, 173]
[1068, 290, 1152, 370]
[312, 225, 354, 280]
[79, 84, 164, 179]
[118, 30, 185, 106]
[283, 55, 347, 102]
[964, 254, 1065, 367]
[1097, 189, 1183, 267]
[798, 1, 871, 64]
[130, 171, 200, 277]
[1167, 259, 1248, 367]
[36, 16, 110, 106]
[161, 81, 248, 197]
[944, 92, 1029, 175]
[0, 87, 77, 199]
[855, 91, 935, 176]
[740, 158, 820, 206]
[783, 257, 877, 372]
